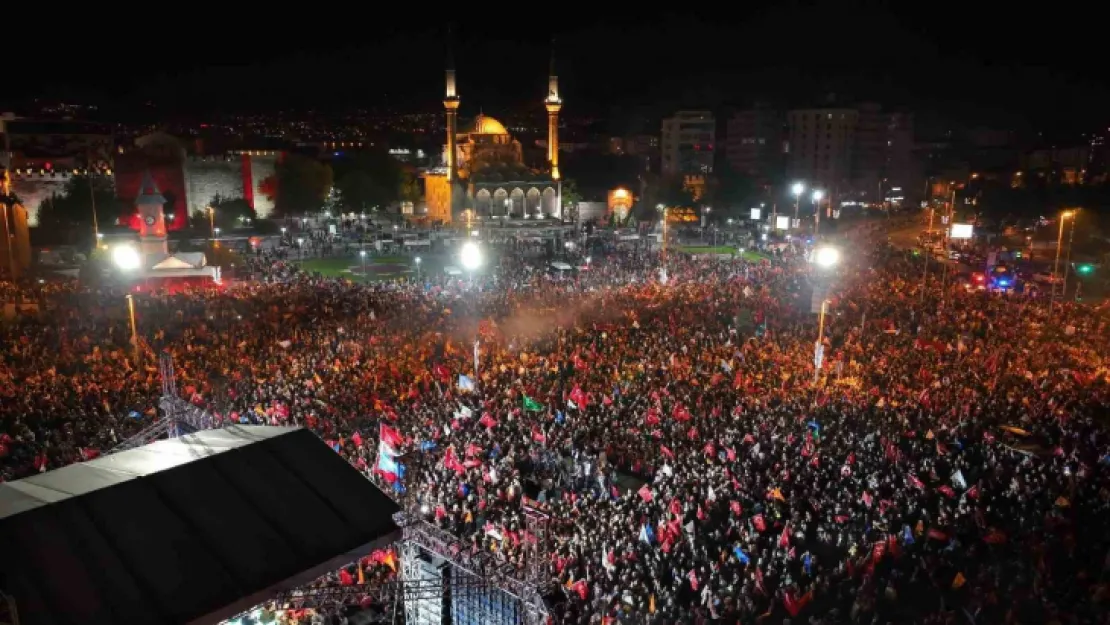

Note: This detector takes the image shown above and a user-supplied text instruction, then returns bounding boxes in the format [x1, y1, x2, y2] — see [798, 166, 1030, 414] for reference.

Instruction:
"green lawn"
[674, 245, 769, 261]
[296, 255, 445, 282]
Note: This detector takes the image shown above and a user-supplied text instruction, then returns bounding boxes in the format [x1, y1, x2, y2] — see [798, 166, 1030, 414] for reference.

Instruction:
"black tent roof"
[0, 426, 400, 625]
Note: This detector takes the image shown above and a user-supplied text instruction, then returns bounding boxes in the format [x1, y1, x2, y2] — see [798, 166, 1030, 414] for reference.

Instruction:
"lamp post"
[1051, 210, 1075, 313]
[810, 245, 840, 384]
[126, 293, 140, 366]
[207, 206, 215, 239]
[415, 256, 422, 280]
[297, 237, 305, 259]
[359, 249, 367, 276]
[814, 298, 828, 383]
[656, 204, 668, 257]
[1060, 209, 1079, 309]
[791, 182, 805, 230]
[460, 240, 482, 284]
[811, 190, 824, 236]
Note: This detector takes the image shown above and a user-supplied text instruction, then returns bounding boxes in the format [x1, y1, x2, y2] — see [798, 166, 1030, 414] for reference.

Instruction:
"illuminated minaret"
[544, 42, 562, 182]
[444, 34, 460, 183]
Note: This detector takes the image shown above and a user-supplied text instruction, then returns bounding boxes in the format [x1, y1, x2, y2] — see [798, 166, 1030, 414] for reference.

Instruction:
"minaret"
[544, 42, 562, 182]
[444, 32, 460, 183]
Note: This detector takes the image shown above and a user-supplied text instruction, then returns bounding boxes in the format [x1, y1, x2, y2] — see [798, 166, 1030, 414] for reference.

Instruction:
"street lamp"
[812, 245, 841, 269]
[125, 293, 140, 365]
[460, 241, 482, 282]
[792, 182, 805, 228]
[359, 249, 367, 275]
[811, 190, 825, 236]
[297, 237, 305, 259]
[415, 256, 422, 280]
[656, 204, 668, 256]
[1051, 210, 1076, 312]
[111, 244, 142, 271]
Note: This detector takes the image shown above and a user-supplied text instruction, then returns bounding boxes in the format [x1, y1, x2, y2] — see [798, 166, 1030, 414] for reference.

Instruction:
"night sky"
[9, 4, 1108, 137]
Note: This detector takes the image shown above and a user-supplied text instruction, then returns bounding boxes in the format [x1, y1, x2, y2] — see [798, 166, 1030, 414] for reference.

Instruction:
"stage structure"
[121, 354, 552, 625]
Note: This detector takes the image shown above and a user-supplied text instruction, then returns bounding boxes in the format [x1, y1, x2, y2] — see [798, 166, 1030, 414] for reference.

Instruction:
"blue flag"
[639, 524, 656, 545]
[733, 546, 750, 565]
[128, 410, 142, 419]
[420, 440, 438, 452]
[457, 375, 475, 391]
[903, 524, 915, 545]
[806, 420, 821, 433]
[555, 410, 565, 424]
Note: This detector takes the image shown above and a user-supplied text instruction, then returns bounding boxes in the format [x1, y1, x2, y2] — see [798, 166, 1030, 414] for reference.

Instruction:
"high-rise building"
[786, 108, 858, 192]
[725, 106, 783, 184]
[786, 104, 914, 200]
[661, 111, 715, 177]
[854, 104, 915, 200]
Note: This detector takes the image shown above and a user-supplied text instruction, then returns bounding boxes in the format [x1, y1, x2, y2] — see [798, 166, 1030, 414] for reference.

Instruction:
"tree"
[707, 171, 758, 218]
[335, 171, 386, 213]
[36, 175, 124, 231]
[331, 149, 405, 212]
[399, 174, 422, 204]
[561, 179, 583, 214]
[262, 154, 333, 216]
[209, 195, 256, 228]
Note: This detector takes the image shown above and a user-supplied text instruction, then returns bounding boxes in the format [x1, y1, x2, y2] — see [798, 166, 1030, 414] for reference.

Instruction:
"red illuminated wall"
[113, 153, 188, 231]
[241, 153, 254, 210]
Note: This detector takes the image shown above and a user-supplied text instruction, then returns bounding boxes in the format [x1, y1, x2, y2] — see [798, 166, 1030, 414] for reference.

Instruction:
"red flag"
[927, 528, 949, 542]
[380, 423, 404, 449]
[687, 569, 699, 591]
[531, 425, 546, 444]
[569, 385, 588, 407]
[351, 431, 363, 447]
[704, 441, 716, 456]
[938, 485, 957, 498]
[753, 514, 767, 532]
[783, 590, 813, 616]
[638, 485, 653, 502]
[479, 413, 498, 429]
[966, 485, 981, 499]
[443, 445, 466, 475]
[779, 525, 791, 547]
[339, 569, 354, 586]
[660, 445, 674, 458]
[730, 501, 742, 516]
[862, 491, 873, 508]
[908, 474, 926, 490]
[571, 579, 588, 600]
[727, 447, 737, 461]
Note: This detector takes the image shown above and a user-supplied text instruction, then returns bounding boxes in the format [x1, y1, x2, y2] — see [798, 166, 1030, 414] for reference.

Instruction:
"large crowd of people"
[2, 223, 1110, 625]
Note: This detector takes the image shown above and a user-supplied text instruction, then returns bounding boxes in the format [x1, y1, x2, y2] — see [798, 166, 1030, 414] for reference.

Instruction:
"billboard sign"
[775, 216, 790, 230]
[750, 208, 762, 220]
[950, 223, 974, 239]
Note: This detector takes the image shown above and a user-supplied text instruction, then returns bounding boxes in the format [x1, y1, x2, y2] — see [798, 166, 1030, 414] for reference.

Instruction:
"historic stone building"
[424, 46, 562, 223]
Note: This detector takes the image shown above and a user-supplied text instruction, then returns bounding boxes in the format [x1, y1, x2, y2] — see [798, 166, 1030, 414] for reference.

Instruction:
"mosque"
[423, 46, 562, 223]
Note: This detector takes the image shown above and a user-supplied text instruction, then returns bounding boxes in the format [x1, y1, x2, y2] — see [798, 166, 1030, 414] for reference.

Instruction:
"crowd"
[2, 226, 1110, 625]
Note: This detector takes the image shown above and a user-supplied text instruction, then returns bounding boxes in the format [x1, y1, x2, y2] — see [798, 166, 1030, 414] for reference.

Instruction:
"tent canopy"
[0, 426, 400, 625]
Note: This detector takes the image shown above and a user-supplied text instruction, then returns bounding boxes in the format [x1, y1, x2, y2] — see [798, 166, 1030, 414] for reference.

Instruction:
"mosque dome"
[471, 114, 509, 135]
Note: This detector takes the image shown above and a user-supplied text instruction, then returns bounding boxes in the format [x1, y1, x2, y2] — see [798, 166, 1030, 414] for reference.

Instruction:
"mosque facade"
[423, 47, 562, 223]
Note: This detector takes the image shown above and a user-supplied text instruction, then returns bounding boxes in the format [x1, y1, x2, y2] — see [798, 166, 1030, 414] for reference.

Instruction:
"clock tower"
[135, 171, 168, 257]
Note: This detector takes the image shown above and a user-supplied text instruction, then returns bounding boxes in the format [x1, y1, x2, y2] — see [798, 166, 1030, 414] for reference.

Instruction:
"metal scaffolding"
[110, 353, 223, 454]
